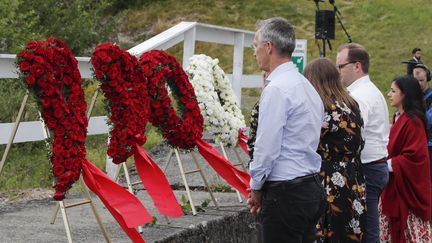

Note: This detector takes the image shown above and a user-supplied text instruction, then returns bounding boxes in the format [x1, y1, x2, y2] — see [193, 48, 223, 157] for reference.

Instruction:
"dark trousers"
[261, 174, 326, 243]
[362, 162, 389, 243]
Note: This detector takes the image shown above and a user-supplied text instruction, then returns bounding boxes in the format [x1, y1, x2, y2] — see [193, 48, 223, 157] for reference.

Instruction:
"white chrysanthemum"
[352, 199, 364, 215]
[331, 172, 345, 187]
[186, 54, 246, 147]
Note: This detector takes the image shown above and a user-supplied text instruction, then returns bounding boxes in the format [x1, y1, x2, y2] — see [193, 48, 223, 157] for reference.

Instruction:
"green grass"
[124, 0, 431, 90]
[1, 0, 431, 191]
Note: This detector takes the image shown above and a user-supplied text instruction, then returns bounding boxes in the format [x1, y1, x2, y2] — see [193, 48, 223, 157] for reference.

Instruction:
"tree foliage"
[0, 0, 118, 55]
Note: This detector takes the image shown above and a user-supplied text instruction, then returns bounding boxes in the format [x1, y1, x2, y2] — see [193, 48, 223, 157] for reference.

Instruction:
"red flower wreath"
[91, 43, 150, 164]
[16, 38, 87, 200]
[139, 50, 204, 149]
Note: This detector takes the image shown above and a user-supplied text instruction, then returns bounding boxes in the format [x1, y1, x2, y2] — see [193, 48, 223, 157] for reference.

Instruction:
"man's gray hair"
[256, 17, 296, 57]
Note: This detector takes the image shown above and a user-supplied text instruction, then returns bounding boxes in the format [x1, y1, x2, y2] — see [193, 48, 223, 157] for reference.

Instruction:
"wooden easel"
[117, 147, 220, 216]
[111, 159, 144, 233]
[0, 89, 111, 243]
[218, 141, 247, 203]
[161, 148, 220, 215]
[116, 137, 249, 216]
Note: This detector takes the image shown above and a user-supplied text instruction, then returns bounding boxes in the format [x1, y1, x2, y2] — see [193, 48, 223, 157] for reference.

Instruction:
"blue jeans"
[362, 162, 389, 243]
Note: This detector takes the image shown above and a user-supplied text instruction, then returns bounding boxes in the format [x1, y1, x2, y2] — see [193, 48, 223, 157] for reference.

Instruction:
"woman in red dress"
[380, 75, 432, 242]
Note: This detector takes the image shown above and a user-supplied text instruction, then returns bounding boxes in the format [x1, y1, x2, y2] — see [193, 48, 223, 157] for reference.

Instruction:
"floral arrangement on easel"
[16, 38, 251, 242]
[91, 43, 150, 164]
[16, 38, 88, 200]
[186, 54, 249, 153]
[91, 44, 183, 219]
[139, 50, 204, 150]
[17, 38, 154, 243]
[137, 50, 250, 196]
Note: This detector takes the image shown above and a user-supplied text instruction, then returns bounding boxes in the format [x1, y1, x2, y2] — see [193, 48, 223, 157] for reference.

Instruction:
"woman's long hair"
[303, 58, 359, 112]
[393, 75, 427, 130]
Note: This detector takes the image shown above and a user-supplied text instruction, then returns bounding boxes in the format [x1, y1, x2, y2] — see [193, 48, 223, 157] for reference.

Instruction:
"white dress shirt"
[249, 62, 324, 190]
[347, 75, 389, 164]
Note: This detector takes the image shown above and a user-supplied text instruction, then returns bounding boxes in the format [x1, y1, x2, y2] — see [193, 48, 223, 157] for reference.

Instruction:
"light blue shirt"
[249, 62, 324, 190]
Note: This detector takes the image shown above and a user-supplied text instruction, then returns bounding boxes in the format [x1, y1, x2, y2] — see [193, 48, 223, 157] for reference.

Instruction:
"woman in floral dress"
[304, 58, 367, 242]
[247, 72, 267, 165]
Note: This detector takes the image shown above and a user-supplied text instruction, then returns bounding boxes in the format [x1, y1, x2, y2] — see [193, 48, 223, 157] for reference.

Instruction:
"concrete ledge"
[157, 209, 261, 243]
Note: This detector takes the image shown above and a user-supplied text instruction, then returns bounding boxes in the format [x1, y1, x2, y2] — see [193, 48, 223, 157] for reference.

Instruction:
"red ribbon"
[81, 159, 152, 243]
[237, 129, 250, 156]
[134, 144, 183, 217]
[196, 138, 251, 197]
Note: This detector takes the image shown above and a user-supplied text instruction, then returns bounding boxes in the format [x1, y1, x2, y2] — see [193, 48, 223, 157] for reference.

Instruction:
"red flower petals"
[16, 37, 88, 201]
[139, 50, 204, 149]
[91, 43, 150, 164]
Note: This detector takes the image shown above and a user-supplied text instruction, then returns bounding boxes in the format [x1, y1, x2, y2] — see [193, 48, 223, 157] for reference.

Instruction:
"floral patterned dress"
[247, 101, 259, 164]
[316, 100, 367, 243]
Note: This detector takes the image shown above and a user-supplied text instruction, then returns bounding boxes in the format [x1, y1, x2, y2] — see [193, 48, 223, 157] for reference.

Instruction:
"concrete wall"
[157, 210, 261, 243]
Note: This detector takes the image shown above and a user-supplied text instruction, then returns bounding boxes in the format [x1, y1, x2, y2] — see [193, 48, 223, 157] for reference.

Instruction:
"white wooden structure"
[0, 21, 307, 145]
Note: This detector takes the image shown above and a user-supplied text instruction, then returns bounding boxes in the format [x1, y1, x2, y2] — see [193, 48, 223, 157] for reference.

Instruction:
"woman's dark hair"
[393, 75, 427, 130]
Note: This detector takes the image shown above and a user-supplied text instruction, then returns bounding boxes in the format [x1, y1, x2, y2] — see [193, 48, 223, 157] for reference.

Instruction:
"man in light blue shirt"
[248, 17, 326, 242]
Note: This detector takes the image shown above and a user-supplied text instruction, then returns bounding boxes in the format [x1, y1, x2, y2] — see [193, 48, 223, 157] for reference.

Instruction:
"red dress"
[380, 113, 432, 242]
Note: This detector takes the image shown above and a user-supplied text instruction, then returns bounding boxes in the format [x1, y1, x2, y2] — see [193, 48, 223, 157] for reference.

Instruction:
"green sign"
[292, 56, 305, 73]
[292, 39, 307, 73]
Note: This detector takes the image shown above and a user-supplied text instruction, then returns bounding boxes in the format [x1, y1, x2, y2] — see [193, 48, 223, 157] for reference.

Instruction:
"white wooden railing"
[0, 21, 307, 144]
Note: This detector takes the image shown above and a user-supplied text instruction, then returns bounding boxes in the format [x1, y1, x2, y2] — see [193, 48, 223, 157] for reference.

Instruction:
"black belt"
[263, 173, 321, 190]
[366, 157, 387, 165]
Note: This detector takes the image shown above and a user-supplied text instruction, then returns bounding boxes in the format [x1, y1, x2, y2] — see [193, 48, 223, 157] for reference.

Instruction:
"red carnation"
[34, 55, 45, 64]
[26, 75, 36, 85]
[52, 165, 65, 177]
[19, 62, 31, 71]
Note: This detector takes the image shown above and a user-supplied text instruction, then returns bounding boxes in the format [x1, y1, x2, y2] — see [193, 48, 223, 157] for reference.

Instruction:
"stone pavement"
[0, 190, 260, 242]
[0, 140, 260, 242]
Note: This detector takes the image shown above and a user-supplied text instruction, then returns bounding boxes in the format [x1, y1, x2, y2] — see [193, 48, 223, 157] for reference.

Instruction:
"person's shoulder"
[399, 113, 424, 129]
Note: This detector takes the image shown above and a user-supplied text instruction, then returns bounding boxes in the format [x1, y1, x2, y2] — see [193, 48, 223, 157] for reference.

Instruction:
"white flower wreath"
[187, 54, 246, 147]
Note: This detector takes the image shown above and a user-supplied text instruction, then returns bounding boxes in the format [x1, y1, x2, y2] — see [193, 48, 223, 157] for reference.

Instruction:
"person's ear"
[265, 42, 272, 55]
[354, 62, 361, 72]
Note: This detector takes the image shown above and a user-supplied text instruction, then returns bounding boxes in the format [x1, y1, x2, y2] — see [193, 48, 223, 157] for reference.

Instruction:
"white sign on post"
[292, 39, 307, 73]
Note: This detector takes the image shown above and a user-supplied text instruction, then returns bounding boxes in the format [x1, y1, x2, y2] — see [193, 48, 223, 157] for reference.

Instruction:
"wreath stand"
[115, 146, 219, 217]
[218, 142, 248, 203]
[111, 159, 144, 233]
[0, 90, 111, 243]
[113, 137, 249, 218]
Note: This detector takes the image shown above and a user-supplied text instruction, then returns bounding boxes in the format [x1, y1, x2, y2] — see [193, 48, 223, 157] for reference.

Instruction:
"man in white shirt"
[248, 17, 326, 242]
[336, 43, 390, 243]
